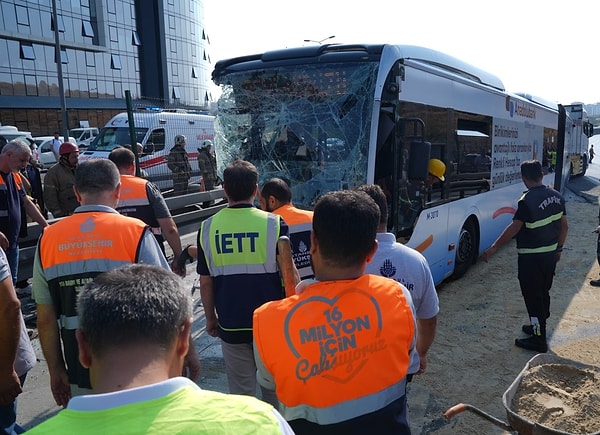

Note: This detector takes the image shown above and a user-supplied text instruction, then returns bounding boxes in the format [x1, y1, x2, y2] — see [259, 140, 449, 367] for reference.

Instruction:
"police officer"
[483, 160, 568, 353]
[167, 134, 191, 196]
[196, 160, 299, 408]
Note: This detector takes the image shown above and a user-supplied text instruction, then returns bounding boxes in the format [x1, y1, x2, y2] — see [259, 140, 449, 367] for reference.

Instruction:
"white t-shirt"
[365, 232, 439, 373]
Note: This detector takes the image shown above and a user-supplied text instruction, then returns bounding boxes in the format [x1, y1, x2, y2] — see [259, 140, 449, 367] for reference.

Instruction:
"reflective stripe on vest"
[200, 207, 280, 276]
[253, 274, 415, 425]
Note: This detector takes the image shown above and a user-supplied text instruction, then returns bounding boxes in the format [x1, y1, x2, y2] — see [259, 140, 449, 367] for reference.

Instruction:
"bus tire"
[452, 218, 477, 280]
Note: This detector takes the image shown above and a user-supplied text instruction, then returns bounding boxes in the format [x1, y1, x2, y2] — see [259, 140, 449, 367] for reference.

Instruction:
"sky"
[204, 0, 600, 104]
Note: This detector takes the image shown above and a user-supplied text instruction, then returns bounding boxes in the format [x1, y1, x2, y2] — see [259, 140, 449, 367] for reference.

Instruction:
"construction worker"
[259, 177, 314, 279]
[108, 147, 184, 276]
[32, 159, 200, 406]
[253, 190, 416, 434]
[427, 158, 446, 187]
[167, 134, 191, 196]
[43, 142, 80, 218]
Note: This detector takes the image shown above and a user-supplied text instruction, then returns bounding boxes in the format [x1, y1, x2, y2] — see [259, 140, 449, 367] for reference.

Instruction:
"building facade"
[0, 0, 213, 136]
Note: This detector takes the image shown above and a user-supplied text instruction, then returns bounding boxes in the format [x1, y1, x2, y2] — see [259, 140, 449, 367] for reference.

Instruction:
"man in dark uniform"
[482, 160, 568, 353]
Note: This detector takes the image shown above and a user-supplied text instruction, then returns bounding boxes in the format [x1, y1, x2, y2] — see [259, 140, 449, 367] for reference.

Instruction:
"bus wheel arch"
[451, 216, 479, 280]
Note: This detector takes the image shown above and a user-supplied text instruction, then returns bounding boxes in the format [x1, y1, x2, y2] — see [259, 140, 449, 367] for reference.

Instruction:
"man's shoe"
[521, 324, 534, 335]
[590, 279, 600, 287]
[515, 336, 548, 353]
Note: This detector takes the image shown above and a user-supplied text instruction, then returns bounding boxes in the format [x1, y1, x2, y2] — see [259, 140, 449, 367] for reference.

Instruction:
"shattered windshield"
[214, 62, 378, 209]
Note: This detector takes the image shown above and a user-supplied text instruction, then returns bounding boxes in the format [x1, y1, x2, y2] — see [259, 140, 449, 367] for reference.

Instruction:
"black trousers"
[517, 252, 557, 334]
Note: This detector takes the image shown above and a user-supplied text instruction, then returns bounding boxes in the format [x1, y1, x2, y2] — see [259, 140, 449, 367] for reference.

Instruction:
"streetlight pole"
[51, 0, 69, 141]
[303, 35, 336, 45]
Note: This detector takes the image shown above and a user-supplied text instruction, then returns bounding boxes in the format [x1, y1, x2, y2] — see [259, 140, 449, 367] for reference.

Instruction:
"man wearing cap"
[43, 142, 80, 218]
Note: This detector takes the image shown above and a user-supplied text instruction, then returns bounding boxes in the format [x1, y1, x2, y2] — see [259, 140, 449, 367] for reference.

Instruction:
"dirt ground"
[409, 184, 600, 434]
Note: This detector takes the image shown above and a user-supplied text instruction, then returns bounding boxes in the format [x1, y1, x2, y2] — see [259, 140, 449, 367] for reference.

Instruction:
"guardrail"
[16, 188, 226, 284]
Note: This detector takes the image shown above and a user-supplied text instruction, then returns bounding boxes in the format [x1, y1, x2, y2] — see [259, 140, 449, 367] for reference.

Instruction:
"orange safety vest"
[39, 211, 148, 388]
[116, 174, 160, 229]
[273, 204, 313, 279]
[0, 171, 27, 239]
[253, 274, 415, 425]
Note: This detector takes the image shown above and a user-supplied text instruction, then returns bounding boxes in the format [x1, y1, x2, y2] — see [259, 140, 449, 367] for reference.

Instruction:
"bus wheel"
[453, 219, 477, 279]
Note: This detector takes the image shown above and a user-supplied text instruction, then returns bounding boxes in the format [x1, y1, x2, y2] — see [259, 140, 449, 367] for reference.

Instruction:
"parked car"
[70, 127, 99, 149]
[33, 136, 77, 170]
[0, 125, 35, 150]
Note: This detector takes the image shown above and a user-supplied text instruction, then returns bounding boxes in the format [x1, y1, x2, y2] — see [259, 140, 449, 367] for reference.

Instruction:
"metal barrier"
[16, 187, 226, 284]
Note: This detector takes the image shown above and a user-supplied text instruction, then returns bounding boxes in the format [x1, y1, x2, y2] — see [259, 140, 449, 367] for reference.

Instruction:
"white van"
[79, 110, 214, 190]
[70, 127, 99, 149]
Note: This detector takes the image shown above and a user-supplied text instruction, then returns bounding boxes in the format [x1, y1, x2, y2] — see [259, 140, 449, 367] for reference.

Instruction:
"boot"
[515, 335, 548, 353]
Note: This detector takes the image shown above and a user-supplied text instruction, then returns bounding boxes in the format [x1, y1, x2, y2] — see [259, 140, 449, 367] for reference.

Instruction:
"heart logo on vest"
[283, 286, 384, 384]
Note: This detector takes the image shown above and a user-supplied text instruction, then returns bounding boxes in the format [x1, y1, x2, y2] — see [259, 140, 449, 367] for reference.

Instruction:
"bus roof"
[212, 43, 505, 92]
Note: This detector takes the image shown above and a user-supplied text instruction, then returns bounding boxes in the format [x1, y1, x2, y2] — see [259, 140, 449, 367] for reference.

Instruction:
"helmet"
[428, 158, 446, 181]
[59, 142, 79, 155]
[201, 139, 213, 149]
[175, 134, 186, 145]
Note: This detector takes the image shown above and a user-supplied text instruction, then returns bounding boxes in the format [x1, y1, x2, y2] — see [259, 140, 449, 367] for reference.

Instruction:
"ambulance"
[79, 109, 214, 190]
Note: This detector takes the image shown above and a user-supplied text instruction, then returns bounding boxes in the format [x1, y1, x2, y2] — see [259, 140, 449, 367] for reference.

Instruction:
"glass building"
[0, 0, 213, 135]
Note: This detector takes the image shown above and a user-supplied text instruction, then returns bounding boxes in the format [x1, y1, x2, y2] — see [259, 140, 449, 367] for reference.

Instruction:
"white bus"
[79, 109, 214, 190]
[211, 44, 576, 284]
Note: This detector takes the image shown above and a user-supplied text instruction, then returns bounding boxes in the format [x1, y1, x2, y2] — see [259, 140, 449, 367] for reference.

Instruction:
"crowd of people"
[0, 134, 569, 433]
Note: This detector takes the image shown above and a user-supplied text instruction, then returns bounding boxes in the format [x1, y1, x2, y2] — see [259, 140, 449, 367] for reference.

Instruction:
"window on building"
[132, 31, 141, 46]
[82, 21, 94, 37]
[50, 15, 65, 32]
[25, 75, 37, 96]
[20, 43, 35, 60]
[172, 87, 181, 99]
[85, 51, 95, 67]
[60, 49, 68, 64]
[191, 67, 197, 78]
[111, 54, 122, 70]
[16, 6, 30, 26]
[202, 30, 207, 40]
[109, 26, 118, 42]
[88, 79, 98, 98]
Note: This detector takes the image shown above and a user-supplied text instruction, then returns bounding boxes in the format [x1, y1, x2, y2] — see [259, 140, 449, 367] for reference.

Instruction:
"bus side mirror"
[408, 141, 431, 181]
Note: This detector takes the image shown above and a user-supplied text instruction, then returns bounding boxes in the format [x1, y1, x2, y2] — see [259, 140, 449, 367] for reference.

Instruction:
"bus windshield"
[88, 127, 148, 151]
[215, 61, 379, 208]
